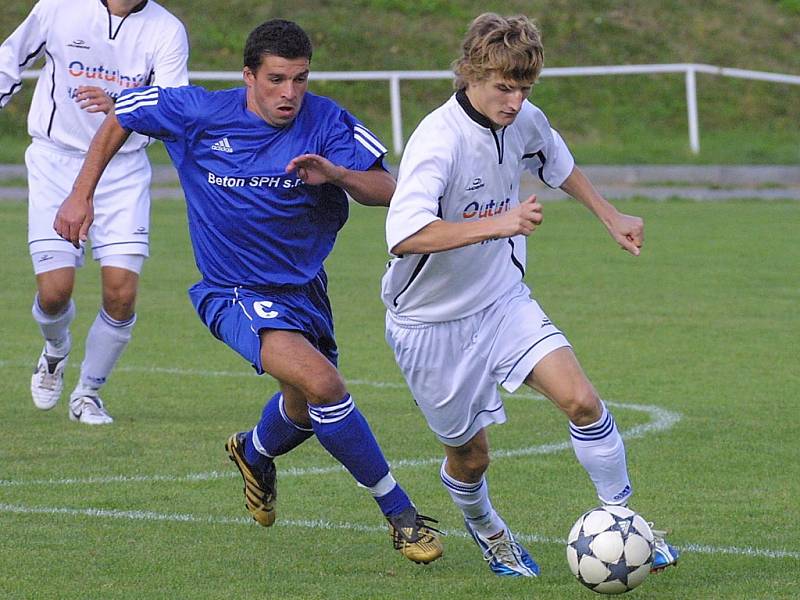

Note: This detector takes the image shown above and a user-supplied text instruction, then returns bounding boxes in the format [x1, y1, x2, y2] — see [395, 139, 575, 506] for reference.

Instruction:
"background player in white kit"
[382, 13, 679, 577]
[0, 0, 188, 424]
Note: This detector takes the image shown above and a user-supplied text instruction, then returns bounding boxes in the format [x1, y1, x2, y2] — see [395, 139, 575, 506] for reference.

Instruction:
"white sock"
[440, 460, 506, 538]
[75, 308, 136, 394]
[365, 472, 397, 497]
[31, 295, 75, 357]
[569, 402, 632, 505]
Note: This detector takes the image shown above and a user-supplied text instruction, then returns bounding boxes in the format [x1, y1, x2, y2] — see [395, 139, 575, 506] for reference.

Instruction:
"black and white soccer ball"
[566, 505, 654, 594]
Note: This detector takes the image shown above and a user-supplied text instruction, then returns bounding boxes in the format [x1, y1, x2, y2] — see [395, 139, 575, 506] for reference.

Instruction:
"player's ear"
[243, 67, 255, 86]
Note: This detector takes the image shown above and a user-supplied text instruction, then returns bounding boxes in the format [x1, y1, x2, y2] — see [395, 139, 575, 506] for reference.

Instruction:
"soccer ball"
[566, 505, 654, 594]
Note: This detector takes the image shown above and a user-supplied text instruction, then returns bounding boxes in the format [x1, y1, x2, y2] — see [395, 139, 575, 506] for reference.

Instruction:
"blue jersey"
[115, 85, 387, 287]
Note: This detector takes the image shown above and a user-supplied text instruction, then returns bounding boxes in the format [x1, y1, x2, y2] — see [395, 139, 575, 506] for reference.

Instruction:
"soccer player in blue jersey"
[54, 19, 442, 564]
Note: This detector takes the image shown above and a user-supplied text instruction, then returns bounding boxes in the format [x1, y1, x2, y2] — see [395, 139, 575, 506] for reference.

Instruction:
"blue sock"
[244, 392, 314, 467]
[373, 478, 411, 516]
[308, 394, 411, 516]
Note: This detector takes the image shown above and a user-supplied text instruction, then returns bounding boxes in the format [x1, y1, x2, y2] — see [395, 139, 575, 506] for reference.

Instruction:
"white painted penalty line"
[1, 502, 797, 561]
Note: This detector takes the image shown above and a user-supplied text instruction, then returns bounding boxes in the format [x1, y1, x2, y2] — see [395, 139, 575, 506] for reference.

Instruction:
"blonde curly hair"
[452, 13, 544, 91]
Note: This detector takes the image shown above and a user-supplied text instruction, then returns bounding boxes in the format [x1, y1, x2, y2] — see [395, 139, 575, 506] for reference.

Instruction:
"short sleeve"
[114, 85, 187, 142]
[150, 19, 189, 88]
[385, 118, 453, 254]
[322, 108, 388, 172]
[519, 102, 575, 188]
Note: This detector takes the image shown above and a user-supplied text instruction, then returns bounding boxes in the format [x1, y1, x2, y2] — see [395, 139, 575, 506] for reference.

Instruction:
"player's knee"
[449, 446, 490, 481]
[303, 373, 348, 405]
[565, 385, 602, 426]
[461, 453, 490, 480]
[37, 288, 72, 315]
[102, 286, 137, 320]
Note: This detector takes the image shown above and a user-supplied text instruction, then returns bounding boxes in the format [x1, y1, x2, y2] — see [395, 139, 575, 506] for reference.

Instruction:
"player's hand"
[54, 193, 94, 249]
[608, 212, 644, 256]
[492, 194, 543, 238]
[285, 153, 344, 186]
[75, 86, 114, 114]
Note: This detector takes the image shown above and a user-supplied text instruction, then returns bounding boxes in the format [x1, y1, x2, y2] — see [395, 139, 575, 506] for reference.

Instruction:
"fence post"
[389, 75, 403, 156]
[685, 65, 700, 154]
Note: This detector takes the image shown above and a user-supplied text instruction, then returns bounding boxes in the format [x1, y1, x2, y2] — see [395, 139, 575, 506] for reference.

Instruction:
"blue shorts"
[188, 272, 338, 374]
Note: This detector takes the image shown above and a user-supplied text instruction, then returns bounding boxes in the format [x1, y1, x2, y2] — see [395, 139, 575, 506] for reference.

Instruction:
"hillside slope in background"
[1, 0, 798, 163]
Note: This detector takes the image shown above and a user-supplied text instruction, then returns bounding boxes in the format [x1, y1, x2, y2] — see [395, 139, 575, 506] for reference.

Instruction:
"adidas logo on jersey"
[211, 138, 234, 153]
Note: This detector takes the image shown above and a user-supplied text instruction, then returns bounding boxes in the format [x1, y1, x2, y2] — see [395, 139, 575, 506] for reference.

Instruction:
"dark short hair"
[243, 19, 313, 71]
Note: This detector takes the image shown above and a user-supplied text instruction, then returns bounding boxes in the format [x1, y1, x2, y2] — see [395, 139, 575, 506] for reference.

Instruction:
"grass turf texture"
[0, 196, 798, 599]
[1, 1, 800, 164]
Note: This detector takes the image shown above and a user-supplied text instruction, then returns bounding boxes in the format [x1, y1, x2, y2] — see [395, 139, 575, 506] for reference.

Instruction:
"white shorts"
[31, 250, 146, 276]
[26, 140, 152, 261]
[385, 282, 571, 447]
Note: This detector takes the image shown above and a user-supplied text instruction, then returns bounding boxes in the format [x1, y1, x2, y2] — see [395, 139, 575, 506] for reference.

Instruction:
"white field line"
[1, 502, 798, 561]
[0, 363, 680, 487]
[2, 362, 799, 560]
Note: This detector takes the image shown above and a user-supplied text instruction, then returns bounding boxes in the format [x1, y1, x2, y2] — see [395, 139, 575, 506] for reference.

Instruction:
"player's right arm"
[0, 2, 48, 109]
[54, 112, 132, 247]
[55, 85, 189, 247]
[391, 195, 543, 255]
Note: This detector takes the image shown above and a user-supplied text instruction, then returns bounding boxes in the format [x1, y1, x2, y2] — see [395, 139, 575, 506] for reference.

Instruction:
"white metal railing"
[23, 63, 800, 155]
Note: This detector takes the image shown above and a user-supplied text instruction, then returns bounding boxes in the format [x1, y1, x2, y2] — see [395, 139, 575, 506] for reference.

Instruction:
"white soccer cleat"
[650, 525, 680, 572]
[465, 520, 540, 577]
[69, 394, 114, 425]
[31, 347, 69, 410]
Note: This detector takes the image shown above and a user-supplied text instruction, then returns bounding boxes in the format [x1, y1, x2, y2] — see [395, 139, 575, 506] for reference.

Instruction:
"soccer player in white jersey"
[382, 13, 679, 577]
[54, 19, 443, 564]
[0, 0, 189, 424]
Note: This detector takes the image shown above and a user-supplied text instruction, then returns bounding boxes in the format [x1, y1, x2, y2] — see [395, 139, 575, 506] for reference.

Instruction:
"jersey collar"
[100, 0, 149, 14]
[455, 89, 496, 130]
[456, 89, 506, 163]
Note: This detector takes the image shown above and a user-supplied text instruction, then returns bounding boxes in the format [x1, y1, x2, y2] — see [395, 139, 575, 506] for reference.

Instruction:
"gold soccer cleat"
[387, 506, 444, 564]
[226, 432, 277, 527]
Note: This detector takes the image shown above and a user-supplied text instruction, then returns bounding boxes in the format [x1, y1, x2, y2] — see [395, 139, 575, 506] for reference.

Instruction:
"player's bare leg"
[100, 266, 138, 322]
[524, 346, 632, 502]
[523, 346, 602, 425]
[526, 347, 678, 570]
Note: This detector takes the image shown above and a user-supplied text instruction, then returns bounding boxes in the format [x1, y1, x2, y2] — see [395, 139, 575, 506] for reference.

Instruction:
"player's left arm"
[559, 166, 644, 256]
[521, 104, 643, 256]
[285, 154, 395, 206]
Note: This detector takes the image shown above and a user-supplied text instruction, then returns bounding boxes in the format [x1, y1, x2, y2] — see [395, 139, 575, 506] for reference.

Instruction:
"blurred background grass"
[1, 0, 799, 164]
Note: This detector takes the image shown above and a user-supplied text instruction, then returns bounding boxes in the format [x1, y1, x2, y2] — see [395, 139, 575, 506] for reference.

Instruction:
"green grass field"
[1, 196, 798, 599]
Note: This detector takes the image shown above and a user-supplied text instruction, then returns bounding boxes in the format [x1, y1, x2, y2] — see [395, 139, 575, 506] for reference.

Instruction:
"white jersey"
[381, 91, 575, 322]
[0, 0, 188, 155]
